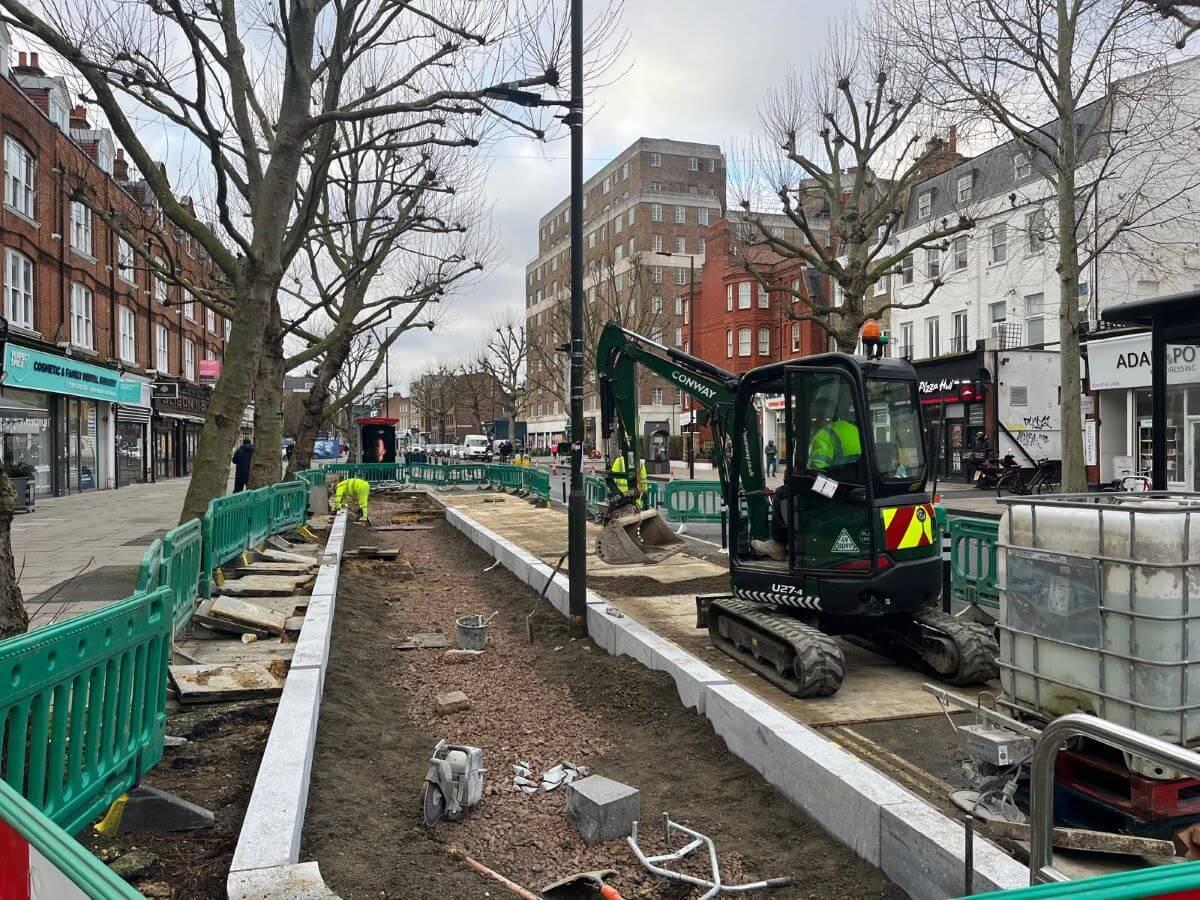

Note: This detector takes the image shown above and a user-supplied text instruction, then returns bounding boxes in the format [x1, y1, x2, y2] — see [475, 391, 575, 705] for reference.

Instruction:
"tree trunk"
[1057, 176, 1087, 492]
[0, 472, 26, 639]
[249, 301, 285, 489]
[180, 273, 269, 524]
[288, 329, 352, 475]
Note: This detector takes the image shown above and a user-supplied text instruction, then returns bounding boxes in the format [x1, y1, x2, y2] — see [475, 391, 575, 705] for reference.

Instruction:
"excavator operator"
[610, 454, 650, 509]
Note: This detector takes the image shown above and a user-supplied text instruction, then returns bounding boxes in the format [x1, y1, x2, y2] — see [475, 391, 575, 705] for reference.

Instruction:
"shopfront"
[151, 381, 211, 479]
[0, 342, 145, 495]
[116, 378, 152, 487]
[1086, 331, 1200, 486]
[912, 352, 989, 481]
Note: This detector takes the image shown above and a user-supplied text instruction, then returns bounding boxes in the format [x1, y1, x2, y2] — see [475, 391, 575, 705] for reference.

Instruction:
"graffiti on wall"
[1008, 414, 1056, 450]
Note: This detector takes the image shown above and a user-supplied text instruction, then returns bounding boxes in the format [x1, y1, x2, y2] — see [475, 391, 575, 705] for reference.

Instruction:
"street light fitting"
[482, 86, 565, 108]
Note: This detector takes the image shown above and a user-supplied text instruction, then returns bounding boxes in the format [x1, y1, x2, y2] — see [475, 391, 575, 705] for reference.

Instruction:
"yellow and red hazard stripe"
[881, 503, 936, 551]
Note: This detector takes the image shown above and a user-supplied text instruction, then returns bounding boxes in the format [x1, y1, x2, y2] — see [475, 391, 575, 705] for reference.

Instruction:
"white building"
[886, 58, 1200, 474]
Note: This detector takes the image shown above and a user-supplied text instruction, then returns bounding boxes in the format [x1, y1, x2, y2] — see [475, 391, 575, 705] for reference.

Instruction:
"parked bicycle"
[996, 458, 1061, 497]
[973, 453, 1021, 490]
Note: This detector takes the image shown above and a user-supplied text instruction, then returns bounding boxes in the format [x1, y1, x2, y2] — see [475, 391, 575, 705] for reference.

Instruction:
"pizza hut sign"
[1088, 333, 1200, 390]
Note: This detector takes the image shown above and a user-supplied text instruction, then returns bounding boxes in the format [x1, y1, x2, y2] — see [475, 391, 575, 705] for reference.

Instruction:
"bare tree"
[272, 117, 489, 479]
[733, 18, 976, 352]
[887, 0, 1195, 489]
[411, 364, 460, 442]
[0, 0, 584, 522]
[1142, 0, 1200, 44]
[478, 313, 528, 427]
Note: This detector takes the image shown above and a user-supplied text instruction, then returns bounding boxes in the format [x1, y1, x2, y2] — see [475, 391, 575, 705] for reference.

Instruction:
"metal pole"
[688, 254, 695, 480]
[963, 815, 974, 896]
[567, 0, 587, 638]
[1151, 322, 1167, 490]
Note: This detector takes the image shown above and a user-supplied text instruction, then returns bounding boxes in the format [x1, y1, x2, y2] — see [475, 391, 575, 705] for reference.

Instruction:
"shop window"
[70, 283, 93, 349]
[5, 248, 33, 329]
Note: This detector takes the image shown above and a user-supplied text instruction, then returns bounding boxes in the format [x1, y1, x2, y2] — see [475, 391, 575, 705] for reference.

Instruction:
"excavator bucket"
[596, 508, 685, 565]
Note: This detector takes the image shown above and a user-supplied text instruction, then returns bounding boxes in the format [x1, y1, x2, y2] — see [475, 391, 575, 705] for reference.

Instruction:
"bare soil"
[82, 699, 276, 899]
[301, 499, 905, 900]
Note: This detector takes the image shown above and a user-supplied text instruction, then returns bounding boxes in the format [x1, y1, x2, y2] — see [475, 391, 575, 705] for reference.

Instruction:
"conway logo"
[671, 369, 717, 399]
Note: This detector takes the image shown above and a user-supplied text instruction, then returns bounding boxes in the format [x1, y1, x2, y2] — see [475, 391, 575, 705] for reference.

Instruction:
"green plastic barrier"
[487, 464, 523, 491]
[0, 778, 143, 898]
[0, 586, 172, 836]
[134, 538, 163, 594]
[660, 480, 724, 523]
[294, 468, 326, 487]
[246, 485, 274, 548]
[950, 517, 1000, 609]
[523, 466, 550, 500]
[644, 480, 662, 509]
[324, 463, 408, 483]
[162, 519, 203, 634]
[200, 490, 255, 598]
[271, 480, 308, 533]
[584, 474, 608, 516]
[968, 859, 1200, 898]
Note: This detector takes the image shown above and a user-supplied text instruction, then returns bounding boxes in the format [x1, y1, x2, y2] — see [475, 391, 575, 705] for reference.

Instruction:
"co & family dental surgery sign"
[2, 344, 147, 405]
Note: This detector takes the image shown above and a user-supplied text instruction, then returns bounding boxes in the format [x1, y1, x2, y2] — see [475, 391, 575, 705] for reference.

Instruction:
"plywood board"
[216, 574, 310, 596]
[169, 663, 284, 703]
[175, 639, 295, 665]
[234, 562, 316, 576]
[209, 596, 289, 635]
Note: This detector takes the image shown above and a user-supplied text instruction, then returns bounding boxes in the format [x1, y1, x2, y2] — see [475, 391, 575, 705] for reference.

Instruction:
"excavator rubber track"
[707, 598, 845, 698]
[861, 605, 999, 686]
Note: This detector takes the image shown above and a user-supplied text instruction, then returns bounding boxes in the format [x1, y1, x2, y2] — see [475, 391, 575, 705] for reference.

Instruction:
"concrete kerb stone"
[442, 501, 1026, 898]
[227, 511, 348, 897]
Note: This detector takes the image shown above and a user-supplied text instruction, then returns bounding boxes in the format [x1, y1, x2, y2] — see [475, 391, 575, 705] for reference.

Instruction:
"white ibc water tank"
[999, 495, 1200, 749]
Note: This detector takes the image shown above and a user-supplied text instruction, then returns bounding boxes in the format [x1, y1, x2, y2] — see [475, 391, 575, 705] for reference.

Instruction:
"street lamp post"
[662, 251, 697, 479]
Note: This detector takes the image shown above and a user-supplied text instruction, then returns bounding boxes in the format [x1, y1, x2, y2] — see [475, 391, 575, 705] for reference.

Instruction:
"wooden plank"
[217, 595, 304, 616]
[169, 663, 284, 704]
[974, 820, 1176, 857]
[175, 639, 295, 665]
[216, 574, 310, 596]
[233, 562, 316, 576]
[260, 548, 318, 565]
[210, 596, 289, 635]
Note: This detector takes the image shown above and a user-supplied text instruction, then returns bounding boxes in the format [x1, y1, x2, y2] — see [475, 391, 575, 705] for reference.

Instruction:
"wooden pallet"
[1056, 748, 1200, 819]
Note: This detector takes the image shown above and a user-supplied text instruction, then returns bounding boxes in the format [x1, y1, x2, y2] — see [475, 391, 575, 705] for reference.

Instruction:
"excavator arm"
[595, 321, 766, 522]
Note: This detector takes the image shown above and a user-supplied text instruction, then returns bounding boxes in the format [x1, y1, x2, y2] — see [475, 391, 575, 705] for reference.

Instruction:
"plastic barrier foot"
[95, 785, 214, 835]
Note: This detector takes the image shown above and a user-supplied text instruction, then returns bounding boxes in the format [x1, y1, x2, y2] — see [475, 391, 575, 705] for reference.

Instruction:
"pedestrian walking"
[232, 438, 254, 493]
[765, 439, 778, 478]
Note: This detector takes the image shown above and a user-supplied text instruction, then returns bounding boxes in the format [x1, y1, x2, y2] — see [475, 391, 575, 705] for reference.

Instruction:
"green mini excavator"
[595, 321, 998, 698]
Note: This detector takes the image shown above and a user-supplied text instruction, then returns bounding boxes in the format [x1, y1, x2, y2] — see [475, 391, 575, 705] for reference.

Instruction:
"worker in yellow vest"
[331, 477, 371, 522]
[610, 455, 650, 508]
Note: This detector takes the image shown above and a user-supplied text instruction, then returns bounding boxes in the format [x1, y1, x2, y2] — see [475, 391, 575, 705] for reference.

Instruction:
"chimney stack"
[113, 147, 129, 182]
[69, 104, 89, 130]
[16, 51, 25, 68]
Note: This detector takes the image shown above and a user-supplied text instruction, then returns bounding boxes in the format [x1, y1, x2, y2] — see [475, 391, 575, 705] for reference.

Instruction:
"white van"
[463, 434, 491, 461]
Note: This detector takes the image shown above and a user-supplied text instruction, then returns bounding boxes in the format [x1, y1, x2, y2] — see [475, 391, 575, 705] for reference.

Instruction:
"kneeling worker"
[331, 476, 371, 522]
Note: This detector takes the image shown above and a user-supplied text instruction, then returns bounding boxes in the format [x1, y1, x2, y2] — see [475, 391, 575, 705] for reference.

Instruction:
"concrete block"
[702, 683, 779, 776]
[650, 641, 728, 714]
[231, 666, 322, 872]
[289, 593, 335, 675]
[228, 861, 341, 899]
[585, 603, 619, 655]
[880, 802, 1026, 900]
[607, 613, 660, 668]
[567, 775, 640, 846]
[435, 690, 471, 715]
[311, 566, 339, 598]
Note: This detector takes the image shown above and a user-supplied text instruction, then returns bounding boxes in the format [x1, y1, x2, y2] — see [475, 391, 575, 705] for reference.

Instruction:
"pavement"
[13, 478, 193, 629]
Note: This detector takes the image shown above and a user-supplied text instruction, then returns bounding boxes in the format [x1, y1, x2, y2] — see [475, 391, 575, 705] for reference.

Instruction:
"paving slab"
[218, 574, 312, 596]
[210, 596, 290, 635]
[235, 561, 317, 576]
[261, 548, 319, 564]
[169, 663, 285, 703]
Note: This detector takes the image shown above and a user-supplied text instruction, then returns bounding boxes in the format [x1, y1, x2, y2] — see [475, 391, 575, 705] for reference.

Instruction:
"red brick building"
[0, 36, 228, 496]
[684, 215, 830, 451]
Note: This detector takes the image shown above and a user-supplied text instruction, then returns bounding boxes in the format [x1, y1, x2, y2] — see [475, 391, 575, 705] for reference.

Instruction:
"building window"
[70, 283, 93, 349]
[901, 254, 914, 285]
[956, 174, 972, 203]
[952, 310, 968, 353]
[155, 323, 169, 372]
[4, 137, 34, 218]
[98, 145, 113, 175]
[689, 156, 699, 171]
[184, 338, 195, 381]
[70, 202, 93, 255]
[738, 327, 751, 357]
[614, 215, 622, 235]
[675, 267, 687, 285]
[738, 282, 751, 309]
[674, 296, 682, 316]
[1026, 315, 1045, 345]
[207, 308, 216, 333]
[900, 322, 913, 357]
[614, 272, 623, 291]
[118, 238, 136, 283]
[1026, 209, 1047, 253]
[675, 327, 682, 347]
[698, 237, 705, 255]
[154, 258, 167, 303]
[602, 175, 610, 193]
[627, 208, 635, 227]
[926, 246, 940, 279]
[649, 152, 662, 167]
[225, 318, 231, 340]
[708, 158, 716, 173]
[118, 306, 135, 363]
[651, 266, 663, 284]
[759, 285, 769, 308]
[954, 236, 968, 270]
[620, 162, 629, 180]
[726, 284, 733, 311]
[183, 289, 195, 320]
[917, 191, 932, 219]
[652, 296, 662, 314]
[651, 234, 662, 253]
[49, 93, 67, 130]
[674, 236, 685, 253]
[650, 181, 661, 191]
[674, 205, 685, 224]
[726, 330, 733, 357]
[698, 208, 709, 226]
[925, 316, 940, 357]
[990, 223, 1008, 264]
[5, 248, 32, 329]
[683, 299, 690, 325]
[874, 274, 888, 296]
[1014, 152, 1032, 179]
[791, 322, 801, 352]
[651, 387, 664, 405]
[651, 203, 662, 222]
[758, 327, 770, 355]
[614, 245, 623, 262]
[989, 300, 1007, 323]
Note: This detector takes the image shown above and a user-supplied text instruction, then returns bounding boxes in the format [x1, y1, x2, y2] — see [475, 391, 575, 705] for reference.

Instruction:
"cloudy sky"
[383, 1, 850, 394]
